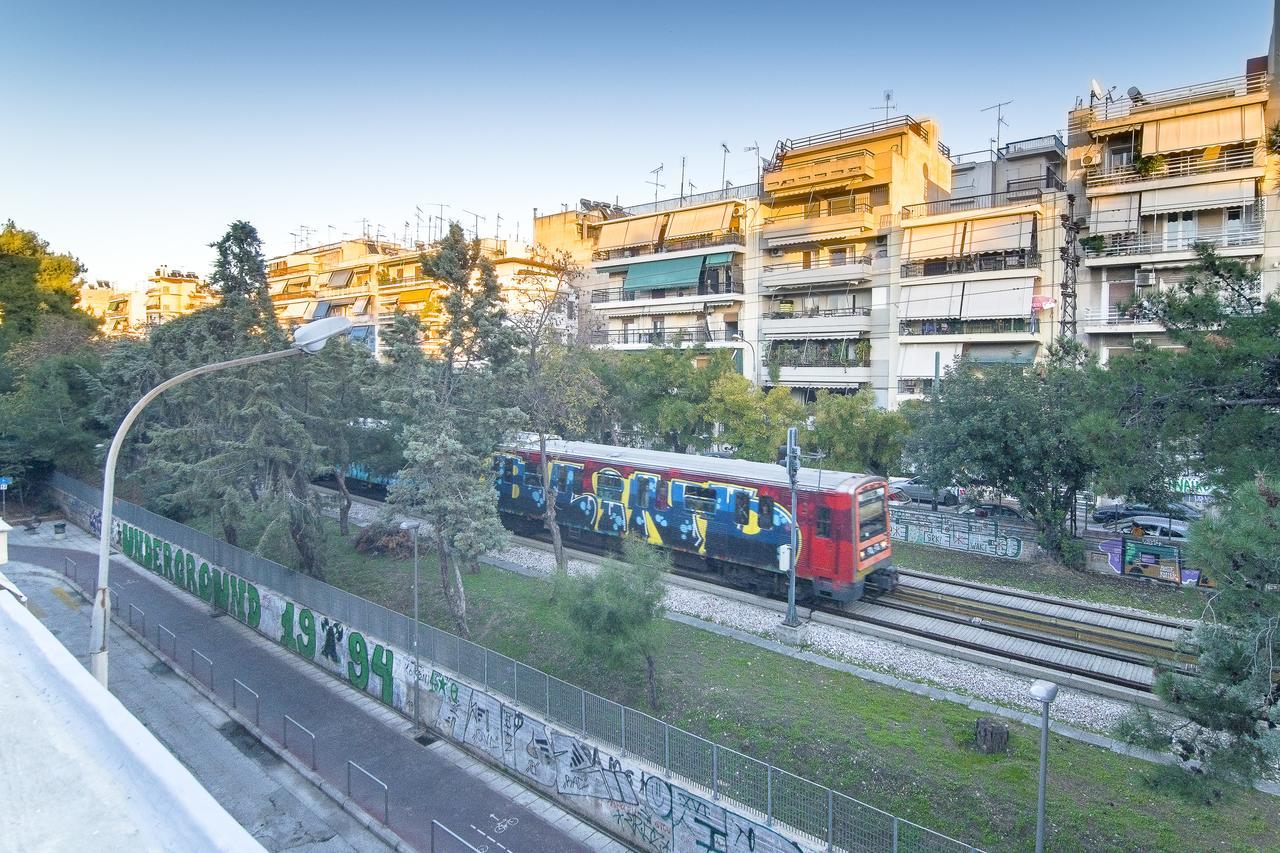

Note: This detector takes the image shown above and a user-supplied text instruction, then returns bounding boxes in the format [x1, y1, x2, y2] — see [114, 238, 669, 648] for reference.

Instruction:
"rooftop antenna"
[743, 142, 762, 186]
[360, 218, 369, 238]
[687, 180, 697, 196]
[461, 209, 485, 239]
[403, 220, 411, 246]
[721, 142, 731, 190]
[289, 231, 299, 251]
[646, 164, 665, 204]
[422, 203, 448, 242]
[326, 224, 336, 244]
[414, 206, 424, 243]
[679, 156, 687, 201]
[494, 212, 503, 240]
[982, 99, 1013, 152]
[870, 89, 896, 122]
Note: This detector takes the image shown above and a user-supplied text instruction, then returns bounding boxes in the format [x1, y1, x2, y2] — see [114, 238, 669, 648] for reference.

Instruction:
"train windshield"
[858, 487, 887, 541]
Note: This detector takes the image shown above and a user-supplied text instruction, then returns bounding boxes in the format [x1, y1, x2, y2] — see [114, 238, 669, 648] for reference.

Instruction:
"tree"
[1119, 476, 1280, 788]
[0, 221, 94, 349]
[565, 540, 668, 709]
[598, 346, 738, 450]
[207, 220, 277, 325]
[704, 372, 806, 462]
[812, 389, 910, 475]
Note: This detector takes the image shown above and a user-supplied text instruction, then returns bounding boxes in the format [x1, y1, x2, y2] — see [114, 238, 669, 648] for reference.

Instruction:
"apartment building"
[78, 283, 142, 335]
[890, 135, 1068, 404]
[1066, 59, 1279, 362]
[144, 266, 215, 326]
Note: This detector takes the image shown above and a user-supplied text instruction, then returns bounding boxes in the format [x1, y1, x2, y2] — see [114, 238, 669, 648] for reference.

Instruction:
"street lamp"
[1030, 679, 1059, 853]
[88, 316, 353, 687]
[730, 333, 757, 385]
[400, 519, 422, 727]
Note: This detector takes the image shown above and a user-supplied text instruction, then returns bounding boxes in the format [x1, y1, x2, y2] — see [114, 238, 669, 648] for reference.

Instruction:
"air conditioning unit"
[1134, 270, 1155, 288]
[1081, 153, 1101, 167]
[770, 248, 783, 257]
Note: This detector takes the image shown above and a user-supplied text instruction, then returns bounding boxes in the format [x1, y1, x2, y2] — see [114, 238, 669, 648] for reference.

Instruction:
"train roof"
[508, 439, 880, 492]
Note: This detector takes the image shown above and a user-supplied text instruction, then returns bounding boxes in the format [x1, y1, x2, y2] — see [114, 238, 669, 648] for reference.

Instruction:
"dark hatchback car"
[1091, 501, 1203, 524]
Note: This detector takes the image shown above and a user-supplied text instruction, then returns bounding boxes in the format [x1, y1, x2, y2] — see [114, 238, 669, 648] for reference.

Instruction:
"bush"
[353, 515, 413, 558]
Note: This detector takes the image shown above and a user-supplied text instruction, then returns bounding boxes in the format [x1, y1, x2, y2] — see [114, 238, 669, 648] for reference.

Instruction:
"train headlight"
[860, 542, 887, 560]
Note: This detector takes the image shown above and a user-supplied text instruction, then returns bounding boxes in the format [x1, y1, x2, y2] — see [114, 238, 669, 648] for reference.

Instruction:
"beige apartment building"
[78, 266, 212, 336]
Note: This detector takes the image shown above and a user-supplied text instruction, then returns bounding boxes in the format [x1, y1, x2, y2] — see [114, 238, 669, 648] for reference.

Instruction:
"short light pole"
[779, 427, 801, 628]
[400, 519, 422, 727]
[88, 317, 352, 688]
[1030, 679, 1059, 853]
[731, 333, 757, 385]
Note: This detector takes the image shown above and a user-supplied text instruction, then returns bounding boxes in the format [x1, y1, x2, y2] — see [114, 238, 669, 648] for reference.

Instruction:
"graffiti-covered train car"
[495, 440, 896, 603]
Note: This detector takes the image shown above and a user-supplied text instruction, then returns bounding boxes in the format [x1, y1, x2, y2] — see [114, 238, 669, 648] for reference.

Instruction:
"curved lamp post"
[88, 317, 352, 687]
[1030, 679, 1059, 853]
[730, 333, 757, 385]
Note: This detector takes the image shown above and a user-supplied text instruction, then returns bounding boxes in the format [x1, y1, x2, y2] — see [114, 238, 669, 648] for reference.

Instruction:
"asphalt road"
[13, 541, 598, 853]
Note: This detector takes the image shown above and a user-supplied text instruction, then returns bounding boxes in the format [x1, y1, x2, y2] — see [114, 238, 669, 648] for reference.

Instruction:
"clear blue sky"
[3, 0, 1273, 285]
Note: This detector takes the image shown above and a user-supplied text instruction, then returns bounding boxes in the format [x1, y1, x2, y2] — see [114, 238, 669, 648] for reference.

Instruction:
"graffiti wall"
[54, 488, 812, 853]
[426, 670, 803, 853]
[890, 507, 1030, 561]
[1088, 536, 1205, 587]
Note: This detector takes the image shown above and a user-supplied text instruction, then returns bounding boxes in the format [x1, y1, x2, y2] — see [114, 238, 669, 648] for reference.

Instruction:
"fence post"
[545, 679, 550, 718]
[892, 816, 899, 853]
[827, 788, 833, 851]
[514, 662, 519, 706]
[766, 766, 773, 826]
[580, 690, 587, 735]
[664, 726, 670, 778]
[484, 649, 489, 688]
[711, 744, 719, 801]
[620, 707, 627, 756]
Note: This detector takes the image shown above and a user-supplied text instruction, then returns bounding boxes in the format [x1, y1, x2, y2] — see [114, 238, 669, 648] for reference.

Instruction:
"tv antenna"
[721, 142, 731, 190]
[460, 209, 486, 239]
[871, 89, 896, 121]
[494, 212, 503, 240]
[982, 99, 1013, 151]
[646, 164, 665, 203]
[743, 141, 762, 185]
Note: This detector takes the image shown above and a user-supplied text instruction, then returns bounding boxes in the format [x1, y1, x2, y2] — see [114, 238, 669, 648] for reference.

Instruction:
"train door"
[551, 461, 593, 529]
[595, 470, 628, 536]
[708, 485, 752, 563]
[629, 473, 660, 542]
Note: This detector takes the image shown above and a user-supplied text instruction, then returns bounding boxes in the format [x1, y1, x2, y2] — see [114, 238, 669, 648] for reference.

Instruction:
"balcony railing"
[901, 178, 1062, 219]
[766, 116, 934, 170]
[1086, 73, 1269, 122]
[999, 135, 1067, 159]
[764, 352, 870, 369]
[899, 318, 1039, 336]
[592, 231, 745, 262]
[765, 306, 871, 320]
[621, 183, 760, 216]
[1082, 308, 1163, 327]
[764, 203, 873, 226]
[1086, 147, 1260, 188]
[762, 254, 874, 276]
[1083, 225, 1263, 259]
[589, 280, 744, 305]
[591, 328, 736, 346]
[901, 249, 1040, 278]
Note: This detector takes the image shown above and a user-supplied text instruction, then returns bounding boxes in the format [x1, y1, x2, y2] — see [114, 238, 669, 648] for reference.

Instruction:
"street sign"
[0, 476, 11, 488]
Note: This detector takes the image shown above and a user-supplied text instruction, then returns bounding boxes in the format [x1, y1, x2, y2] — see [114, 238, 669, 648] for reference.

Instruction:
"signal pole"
[779, 427, 802, 629]
[1059, 193, 1081, 339]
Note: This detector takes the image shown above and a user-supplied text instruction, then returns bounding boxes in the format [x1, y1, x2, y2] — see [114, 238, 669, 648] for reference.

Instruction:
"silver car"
[890, 476, 964, 507]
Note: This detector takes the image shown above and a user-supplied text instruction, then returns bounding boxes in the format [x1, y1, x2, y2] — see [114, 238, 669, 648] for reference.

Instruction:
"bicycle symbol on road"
[490, 814, 519, 834]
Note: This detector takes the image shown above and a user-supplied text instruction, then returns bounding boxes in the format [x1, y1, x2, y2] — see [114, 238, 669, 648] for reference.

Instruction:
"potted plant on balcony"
[853, 338, 871, 366]
[1133, 154, 1165, 178]
[1080, 234, 1106, 253]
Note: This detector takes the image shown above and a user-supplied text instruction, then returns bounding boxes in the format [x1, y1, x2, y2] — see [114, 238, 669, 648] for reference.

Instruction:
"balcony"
[999, 135, 1066, 160]
[589, 279, 744, 306]
[901, 179, 1063, 220]
[765, 343, 872, 387]
[766, 116, 934, 169]
[899, 318, 1040, 338]
[763, 149, 876, 196]
[620, 183, 760, 217]
[1084, 73, 1269, 123]
[762, 205, 877, 247]
[901, 249, 1040, 279]
[1083, 224, 1263, 263]
[761, 254, 874, 289]
[592, 231, 744, 262]
[1081, 308, 1164, 333]
[591, 328, 736, 347]
[762, 306, 872, 339]
[1086, 147, 1260, 190]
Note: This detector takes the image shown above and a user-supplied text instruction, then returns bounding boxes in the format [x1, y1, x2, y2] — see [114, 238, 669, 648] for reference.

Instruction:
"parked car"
[890, 476, 964, 507]
[1109, 516, 1190, 540]
[958, 503, 1028, 522]
[1092, 501, 1203, 524]
[888, 486, 912, 506]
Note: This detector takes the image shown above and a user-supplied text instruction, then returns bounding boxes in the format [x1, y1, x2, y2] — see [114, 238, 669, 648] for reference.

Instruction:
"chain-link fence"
[55, 473, 980, 852]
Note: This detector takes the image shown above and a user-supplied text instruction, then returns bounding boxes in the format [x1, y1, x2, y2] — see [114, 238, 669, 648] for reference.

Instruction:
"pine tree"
[207, 220, 278, 329]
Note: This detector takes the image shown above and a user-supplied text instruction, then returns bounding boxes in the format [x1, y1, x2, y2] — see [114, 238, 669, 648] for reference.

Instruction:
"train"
[494, 439, 897, 603]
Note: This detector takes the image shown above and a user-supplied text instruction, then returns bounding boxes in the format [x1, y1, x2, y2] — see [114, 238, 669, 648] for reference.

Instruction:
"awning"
[703, 252, 734, 265]
[1141, 104, 1264, 155]
[598, 303, 709, 318]
[765, 329, 863, 341]
[1090, 194, 1139, 234]
[960, 278, 1034, 319]
[1141, 179, 1256, 213]
[328, 268, 354, 289]
[900, 282, 963, 319]
[623, 256, 704, 292]
[283, 277, 310, 293]
[309, 301, 329, 320]
[279, 301, 310, 320]
[898, 343, 962, 378]
[766, 229, 864, 249]
[596, 215, 665, 251]
[353, 296, 370, 314]
[348, 325, 373, 341]
[904, 222, 965, 261]
[664, 203, 736, 240]
[968, 214, 1034, 254]
[964, 343, 1036, 364]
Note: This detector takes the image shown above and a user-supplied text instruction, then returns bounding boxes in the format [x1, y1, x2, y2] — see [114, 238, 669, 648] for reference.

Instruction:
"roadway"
[12, 534, 606, 853]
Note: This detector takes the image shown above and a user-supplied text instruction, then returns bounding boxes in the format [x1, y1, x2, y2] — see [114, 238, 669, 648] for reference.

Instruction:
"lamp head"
[1030, 680, 1059, 704]
[293, 317, 352, 353]
[399, 520, 421, 531]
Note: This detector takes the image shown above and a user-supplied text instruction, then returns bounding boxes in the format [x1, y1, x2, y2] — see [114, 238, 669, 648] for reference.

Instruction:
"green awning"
[624, 256, 705, 292]
[702, 252, 734, 265]
[964, 344, 1036, 364]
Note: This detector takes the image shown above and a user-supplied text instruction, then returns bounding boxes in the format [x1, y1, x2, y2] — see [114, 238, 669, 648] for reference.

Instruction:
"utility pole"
[1059, 193, 1081, 339]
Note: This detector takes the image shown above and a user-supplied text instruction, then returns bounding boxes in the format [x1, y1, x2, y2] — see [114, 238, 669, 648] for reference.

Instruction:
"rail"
[1083, 225, 1263, 259]
[901, 179, 1061, 219]
[592, 231, 745, 262]
[1086, 72, 1269, 121]
[763, 254, 874, 274]
[901, 250, 1040, 278]
[621, 182, 760, 216]
[591, 328, 737, 346]
[766, 115, 934, 170]
[764, 202, 872, 224]
[589, 280, 744, 305]
[765, 306, 871, 320]
[1085, 147, 1260, 188]
[899, 318, 1039, 336]
[764, 353, 870, 369]
[999, 135, 1066, 159]
[1081, 308, 1163, 327]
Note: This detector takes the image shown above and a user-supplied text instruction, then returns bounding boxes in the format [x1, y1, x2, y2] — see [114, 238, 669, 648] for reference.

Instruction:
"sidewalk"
[12, 523, 618, 853]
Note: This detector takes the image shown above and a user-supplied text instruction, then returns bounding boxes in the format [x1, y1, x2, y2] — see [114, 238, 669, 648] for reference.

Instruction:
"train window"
[859, 487, 887, 541]
[816, 506, 832, 538]
[758, 496, 774, 528]
[684, 485, 718, 516]
[523, 472, 542, 488]
[635, 477, 653, 506]
[733, 492, 750, 525]
[504, 459, 519, 481]
[598, 473, 625, 503]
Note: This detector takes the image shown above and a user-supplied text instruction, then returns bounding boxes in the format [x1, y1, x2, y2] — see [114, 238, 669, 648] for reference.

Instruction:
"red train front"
[495, 440, 897, 603]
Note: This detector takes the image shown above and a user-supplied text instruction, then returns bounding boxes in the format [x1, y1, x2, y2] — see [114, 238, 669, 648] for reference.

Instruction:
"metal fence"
[54, 473, 979, 853]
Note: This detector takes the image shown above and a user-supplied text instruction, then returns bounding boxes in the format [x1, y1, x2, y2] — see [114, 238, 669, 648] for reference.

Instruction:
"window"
[758, 496, 775, 529]
[1163, 211, 1196, 251]
[801, 252, 813, 270]
[703, 266, 721, 292]
[829, 195, 855, 215]
[858, 487, 887, 541]
[816, 506, 832, 538]
[869, 186, 889, 208]
[635, 477, 653, 507]
[804, 200, 821, 219]
[504, 459, 519, 481]
[598, 474, 625, 503]
[523, 472, 543, 487]
[734, 492, 750, 525]
[830, 248, 847, 266]
[684, 485, 718, 516]
[1108, 142, 1134, 170]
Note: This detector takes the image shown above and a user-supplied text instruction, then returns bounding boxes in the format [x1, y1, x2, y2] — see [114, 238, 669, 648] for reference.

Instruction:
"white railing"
[1081, 308, 1164, 327]
[1086, 148, 1260, 188]
[1087, 73, 1269, 121]
[1085, 224, 1264, 259]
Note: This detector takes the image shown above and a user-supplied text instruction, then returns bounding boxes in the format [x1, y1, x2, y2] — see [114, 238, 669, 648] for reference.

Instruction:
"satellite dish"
[1089, 79, 1106, 101]
[1127, 86, 1146, 104]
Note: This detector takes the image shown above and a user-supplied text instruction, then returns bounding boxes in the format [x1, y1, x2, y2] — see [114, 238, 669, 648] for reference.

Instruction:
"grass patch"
[893, 541, 1206, 620]
[203, 515, 1273, 851]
